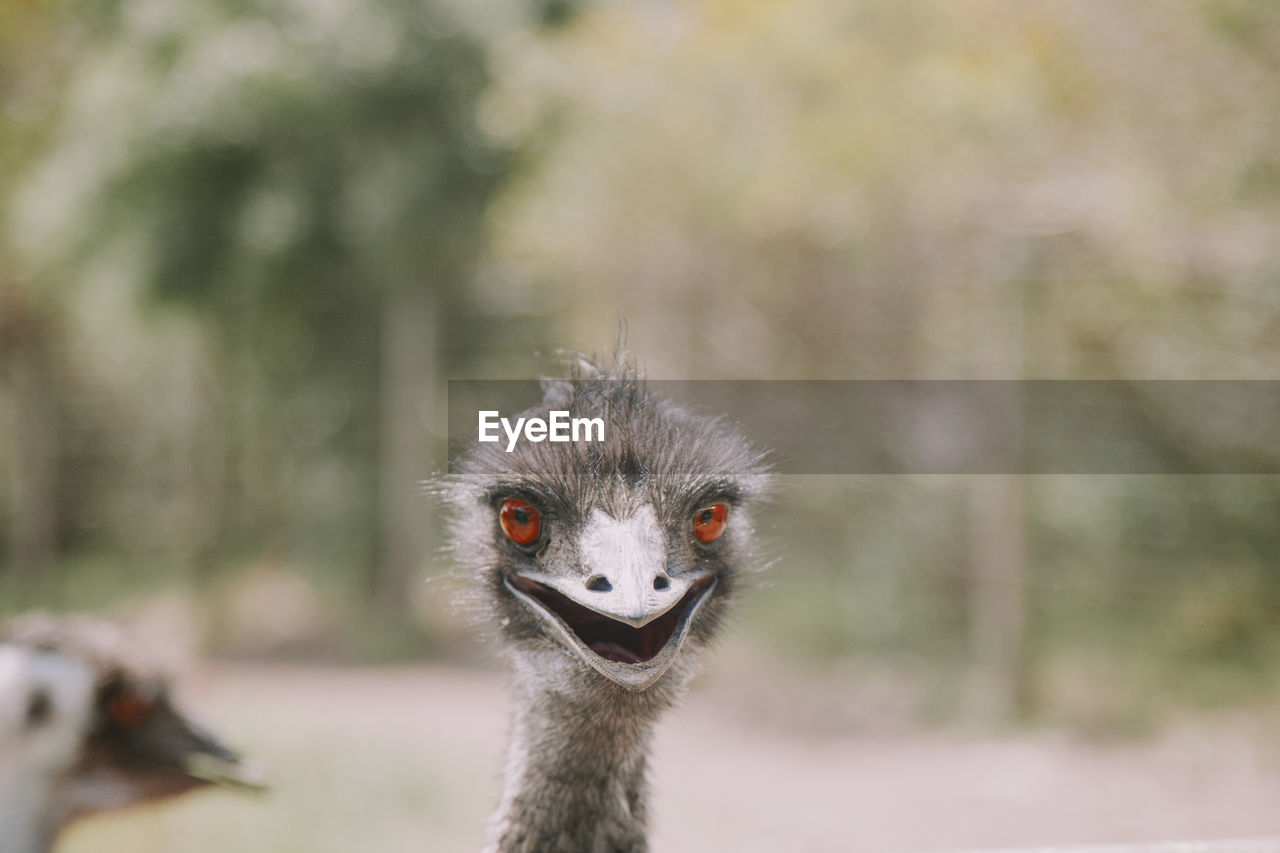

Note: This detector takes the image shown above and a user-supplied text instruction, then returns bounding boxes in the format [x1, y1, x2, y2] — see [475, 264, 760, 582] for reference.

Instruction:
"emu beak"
[506, 572, 715, 691]
[185, 751, 269, 792]
[505, 505, 717, 691]
[119, 700, 268, 793]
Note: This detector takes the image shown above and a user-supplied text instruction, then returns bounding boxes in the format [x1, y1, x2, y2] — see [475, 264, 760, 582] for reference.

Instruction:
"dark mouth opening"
[506, 574, 714, 664]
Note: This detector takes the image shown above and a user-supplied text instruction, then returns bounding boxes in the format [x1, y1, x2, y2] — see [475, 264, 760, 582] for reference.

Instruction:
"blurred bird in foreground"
[0, 612, 265, 853]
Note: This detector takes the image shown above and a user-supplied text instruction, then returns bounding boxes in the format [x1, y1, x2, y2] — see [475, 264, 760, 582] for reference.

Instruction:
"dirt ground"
[61, 662, 1280, 853]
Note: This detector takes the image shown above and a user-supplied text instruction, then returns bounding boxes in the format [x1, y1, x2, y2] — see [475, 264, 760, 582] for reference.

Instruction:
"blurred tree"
[9, 0, 515, 616]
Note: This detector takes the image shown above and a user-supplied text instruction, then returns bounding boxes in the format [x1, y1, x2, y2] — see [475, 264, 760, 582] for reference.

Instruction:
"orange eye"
[693, 504, 728, 543]
[108, 690, 153, 728]
[500, 499, 542, 546]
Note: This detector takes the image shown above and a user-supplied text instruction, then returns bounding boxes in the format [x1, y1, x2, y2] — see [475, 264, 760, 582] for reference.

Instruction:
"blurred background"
[2, 0, 1280, 850]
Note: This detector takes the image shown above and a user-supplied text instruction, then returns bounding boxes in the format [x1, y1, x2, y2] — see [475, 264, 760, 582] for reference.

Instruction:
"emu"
[0, 612, 262, 853]
[447, 356, 768, 853]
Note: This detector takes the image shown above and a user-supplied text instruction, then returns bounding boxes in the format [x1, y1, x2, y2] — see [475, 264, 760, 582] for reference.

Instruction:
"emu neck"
[0, 774, 59, 853]
[485, 660, 671, 853]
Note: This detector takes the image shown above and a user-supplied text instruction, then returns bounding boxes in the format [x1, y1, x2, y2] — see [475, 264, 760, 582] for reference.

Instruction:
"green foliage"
[8, 0, 519, 597]
[28, 0, 511, 309]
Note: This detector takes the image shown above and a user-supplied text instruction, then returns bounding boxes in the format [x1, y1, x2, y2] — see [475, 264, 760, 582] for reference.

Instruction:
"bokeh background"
[2, 0, 1280, 850]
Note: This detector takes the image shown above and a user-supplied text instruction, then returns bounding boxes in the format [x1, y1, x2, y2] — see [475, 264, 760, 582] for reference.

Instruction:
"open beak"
[506, 572, 716, 691]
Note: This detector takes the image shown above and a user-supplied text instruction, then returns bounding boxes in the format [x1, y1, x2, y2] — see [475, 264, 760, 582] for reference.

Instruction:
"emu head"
[447, 360, 769, 695]
[0, 614, 262, 846]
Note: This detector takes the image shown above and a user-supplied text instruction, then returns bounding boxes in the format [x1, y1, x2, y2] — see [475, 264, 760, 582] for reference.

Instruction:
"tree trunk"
[374, 284, 437, 616]
[965, 474, 1026, 723]
[7, 342, 58, 607]
[964, 251, 1028, 724]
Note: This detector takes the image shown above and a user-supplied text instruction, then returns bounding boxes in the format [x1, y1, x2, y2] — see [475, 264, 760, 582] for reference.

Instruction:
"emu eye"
[500, 499, 542, 547]
[108, 689, 153, 729]
[25, 688, 52, 728]
[693, 504, 728, 543]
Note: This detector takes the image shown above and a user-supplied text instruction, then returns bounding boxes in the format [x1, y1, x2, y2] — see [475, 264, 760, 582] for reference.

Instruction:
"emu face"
[450, 373, 768, 692]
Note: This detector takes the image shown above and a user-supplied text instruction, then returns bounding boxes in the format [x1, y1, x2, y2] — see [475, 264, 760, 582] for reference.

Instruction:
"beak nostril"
[585, 575, 613, 592]
[653, 575, 670, 591]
